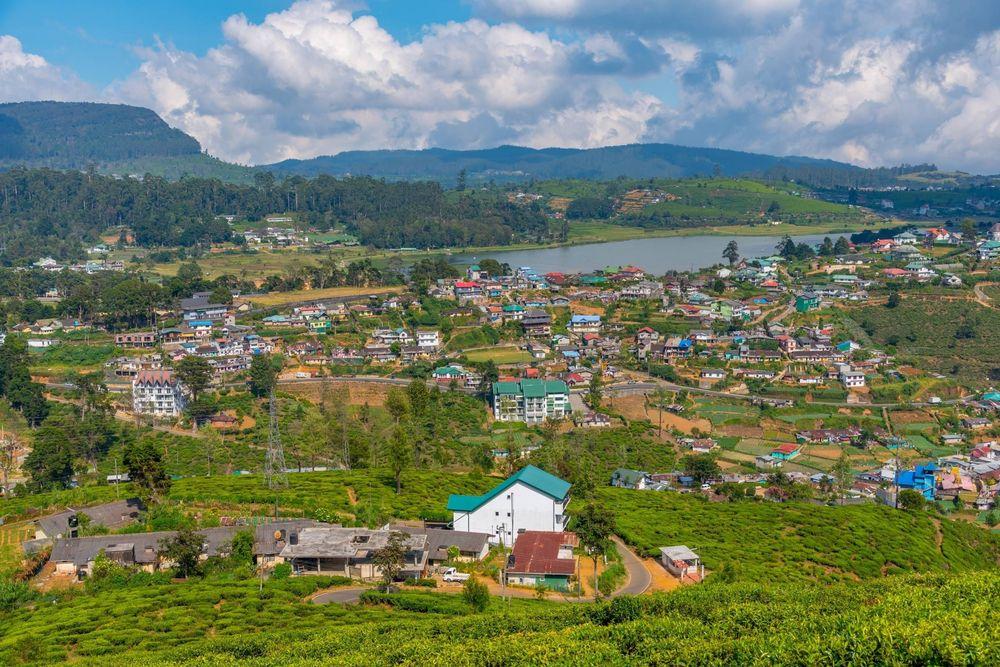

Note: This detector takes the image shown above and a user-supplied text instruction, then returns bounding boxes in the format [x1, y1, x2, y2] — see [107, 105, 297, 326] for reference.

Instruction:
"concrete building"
[448, 465, 571, 545]
[132, 370, 187, 417]
[491, 379, 569, 423]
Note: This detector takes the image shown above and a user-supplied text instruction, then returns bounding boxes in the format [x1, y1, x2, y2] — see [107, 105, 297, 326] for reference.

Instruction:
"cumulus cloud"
[5, 0, 999, 172]
[111, 0, 663, 164]
[0, 35, 93, 102]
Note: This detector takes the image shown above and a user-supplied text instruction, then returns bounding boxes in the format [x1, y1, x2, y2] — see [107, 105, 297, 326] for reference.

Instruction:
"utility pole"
[113, 457, 120, 499]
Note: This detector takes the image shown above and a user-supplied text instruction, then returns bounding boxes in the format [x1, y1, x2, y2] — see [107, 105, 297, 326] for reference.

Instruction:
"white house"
[838, 364, 866, 389]
[447, 465, 571, 545]
[132, 370, 187, 417]
[416, 330, 440, 350]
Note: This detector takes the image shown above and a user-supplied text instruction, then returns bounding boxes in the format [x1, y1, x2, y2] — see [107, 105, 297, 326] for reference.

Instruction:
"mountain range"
[0, 101, 950, 187]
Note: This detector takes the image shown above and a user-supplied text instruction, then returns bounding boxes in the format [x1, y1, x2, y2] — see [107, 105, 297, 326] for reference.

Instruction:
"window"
[495, 511, 500, 516]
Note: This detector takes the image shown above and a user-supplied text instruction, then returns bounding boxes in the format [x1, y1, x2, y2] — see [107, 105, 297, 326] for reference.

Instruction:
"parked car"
[441, 568, 470, 583]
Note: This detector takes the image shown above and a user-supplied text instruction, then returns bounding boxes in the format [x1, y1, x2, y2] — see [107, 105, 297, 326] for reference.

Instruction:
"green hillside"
[0, 102, 199, 166]
[601, 488, 1000, 583]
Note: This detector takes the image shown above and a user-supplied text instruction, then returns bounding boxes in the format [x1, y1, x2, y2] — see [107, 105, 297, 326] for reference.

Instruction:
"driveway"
[611, 536, 651, 597]
[311, 587, 368, 605]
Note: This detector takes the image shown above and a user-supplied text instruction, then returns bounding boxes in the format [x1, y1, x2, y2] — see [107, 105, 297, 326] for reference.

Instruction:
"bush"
[0, 581, 36, 612]
[462, 576, 490, 612]
[271, 563, 292, 580]
[411, 578, 437, 588]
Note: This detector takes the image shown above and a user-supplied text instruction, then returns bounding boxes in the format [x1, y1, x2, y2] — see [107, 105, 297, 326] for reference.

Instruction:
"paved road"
[312, 587, 368, 605]
[611, 536, 651, 597]
[595, 378, 971, 409]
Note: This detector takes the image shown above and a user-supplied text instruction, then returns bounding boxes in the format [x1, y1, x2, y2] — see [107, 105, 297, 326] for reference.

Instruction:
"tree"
[456, 168, 467, 192]
[682, 453, 721, 484]
[248, 354, 279, 398]
[227, 529, 255, 567]
[388, 426, 413, 494]
[961, 218, 977, 244]
[462, 576, 490, 611]
[573, 503, 615, 599]
[886, 290, 901, 309]
[123, 439, 171, 503]
[23, 422, 75, 491]
[819, 237, 834, 256]
[776, 235, 794, 257]
[831, 452, 853, 504]
[372, 531, 407, 590]
[209, 284, 233, 306]
[175, 355, 212, 401]
[722, 240, 740, 266]
[898, 489, 925, 511]
[159, 527, 204, 578]
[587, 373, 603, 410]
[833, 236, 850, 255]
[385, 387, 409, 424]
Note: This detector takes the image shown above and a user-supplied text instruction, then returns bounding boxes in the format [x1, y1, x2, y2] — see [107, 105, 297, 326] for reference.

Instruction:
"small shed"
[659, 545, 703, 581]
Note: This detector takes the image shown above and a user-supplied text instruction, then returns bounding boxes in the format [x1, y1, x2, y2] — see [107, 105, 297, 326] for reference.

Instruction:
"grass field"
[244, 285, 402, 308]
[462, 346, 532, 364]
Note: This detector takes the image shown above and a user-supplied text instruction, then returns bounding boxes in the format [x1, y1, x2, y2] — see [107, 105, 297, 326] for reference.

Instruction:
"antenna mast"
[264, 390, 288, 490]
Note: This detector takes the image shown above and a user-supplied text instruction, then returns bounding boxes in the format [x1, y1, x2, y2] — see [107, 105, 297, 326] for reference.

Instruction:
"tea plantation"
[1, 570, 996, 665]
[600, 488, 1000, 583]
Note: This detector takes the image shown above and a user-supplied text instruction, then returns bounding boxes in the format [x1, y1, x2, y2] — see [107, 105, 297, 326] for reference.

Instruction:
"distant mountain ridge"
[261, 143, 863, 184]
[0, 101, 201, 166]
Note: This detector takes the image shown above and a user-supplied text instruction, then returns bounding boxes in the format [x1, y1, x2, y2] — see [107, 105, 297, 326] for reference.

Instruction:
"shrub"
[271, 563, 292, 580]
[0, 581, 36, 612]
[462, 576, 490, 612]
[411, 578, 437, 588]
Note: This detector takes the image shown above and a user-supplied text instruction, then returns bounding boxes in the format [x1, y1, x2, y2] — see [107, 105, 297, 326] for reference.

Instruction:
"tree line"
[0, 168, 553, 262]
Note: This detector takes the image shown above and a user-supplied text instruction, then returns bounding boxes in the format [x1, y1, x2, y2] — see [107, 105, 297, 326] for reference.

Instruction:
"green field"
[463, 347, 532, 364]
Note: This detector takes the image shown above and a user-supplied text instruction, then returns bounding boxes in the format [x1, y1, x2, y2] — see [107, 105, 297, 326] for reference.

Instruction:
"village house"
[568, 314, 602, 335]
[506, 531, 578, 591]
[521, 310, 552, 337]
[279, 526, 428, 579]
[610, 468, 651, 489]
[448, 466, 571, 545]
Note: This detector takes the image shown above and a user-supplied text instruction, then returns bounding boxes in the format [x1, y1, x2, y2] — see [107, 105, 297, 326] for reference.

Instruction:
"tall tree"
[388, 425, 413, 494]
[175, 355, 212, 401]
[573, 503, 615, 599]
[248, 353, 279, 398]
[123, 439, 171, 503]
[587, 373, 603, 410]
[722, 240, 740, 266]
[372, 531, 408, 590]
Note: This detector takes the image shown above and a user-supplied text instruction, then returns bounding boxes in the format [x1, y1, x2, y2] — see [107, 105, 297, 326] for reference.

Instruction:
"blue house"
[896, 464, 938, 500]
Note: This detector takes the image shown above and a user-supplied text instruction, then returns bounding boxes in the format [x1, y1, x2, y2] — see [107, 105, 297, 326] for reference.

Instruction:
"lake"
[455, 233, 830, 274]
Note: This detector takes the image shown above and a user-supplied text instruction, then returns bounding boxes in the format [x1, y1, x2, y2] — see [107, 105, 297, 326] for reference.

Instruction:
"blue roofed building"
[896, 464, 938, 500]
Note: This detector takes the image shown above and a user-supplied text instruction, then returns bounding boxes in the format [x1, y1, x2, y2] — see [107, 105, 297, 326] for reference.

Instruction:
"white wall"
[452, 481, 568, 545]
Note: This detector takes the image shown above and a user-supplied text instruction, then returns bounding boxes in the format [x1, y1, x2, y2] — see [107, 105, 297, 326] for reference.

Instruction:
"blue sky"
[1, 1, 471, 85]
[0, 1, 998, 171]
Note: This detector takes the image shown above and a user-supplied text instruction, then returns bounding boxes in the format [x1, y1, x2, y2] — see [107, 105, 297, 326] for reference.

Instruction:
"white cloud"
[112, 0, 663, 164]
[0, 35, 92, 102]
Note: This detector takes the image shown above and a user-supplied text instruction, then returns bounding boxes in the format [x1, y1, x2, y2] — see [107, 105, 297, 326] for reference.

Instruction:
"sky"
[1, 0, 998, 172]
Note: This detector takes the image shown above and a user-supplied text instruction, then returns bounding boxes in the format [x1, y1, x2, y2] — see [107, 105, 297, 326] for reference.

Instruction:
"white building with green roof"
[491, 379, 569, 423]
[447, 465, 571, 545]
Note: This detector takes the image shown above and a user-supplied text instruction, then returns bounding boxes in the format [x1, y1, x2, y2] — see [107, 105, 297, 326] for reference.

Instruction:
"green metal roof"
[491, 379, 568, 397]
[447, 465, 571, 512]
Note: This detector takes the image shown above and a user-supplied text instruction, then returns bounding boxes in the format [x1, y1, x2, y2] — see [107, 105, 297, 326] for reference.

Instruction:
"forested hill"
[0, 169, 550, 263]
[0, 101, 201, 168]
[263, 143, 868, 185]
